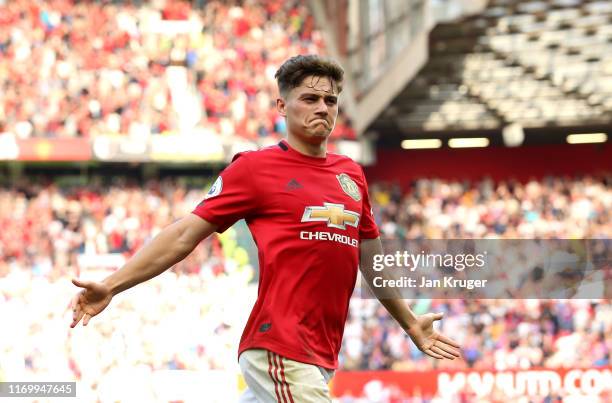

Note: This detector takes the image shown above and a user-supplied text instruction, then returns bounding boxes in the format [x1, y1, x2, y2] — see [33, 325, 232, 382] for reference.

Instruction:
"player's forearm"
[359, 238, 418, 330]
[375, 295, 418, 331]
[103, 220, 195, 296]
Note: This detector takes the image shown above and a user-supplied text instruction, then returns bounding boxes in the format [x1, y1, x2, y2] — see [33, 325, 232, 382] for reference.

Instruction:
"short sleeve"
[359, 167, 380, 240]
[192, 153, 259, 233]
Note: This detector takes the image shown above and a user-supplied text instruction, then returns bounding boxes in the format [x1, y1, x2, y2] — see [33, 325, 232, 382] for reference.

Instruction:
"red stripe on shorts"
[267, 351, 284, 402]
[278, 355, 295, 403]
[273, 353, 289, 403]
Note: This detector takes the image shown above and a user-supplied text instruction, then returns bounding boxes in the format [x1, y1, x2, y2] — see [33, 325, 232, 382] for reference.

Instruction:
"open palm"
[406, 313, 461, 360]
[69, 278, 113, 327]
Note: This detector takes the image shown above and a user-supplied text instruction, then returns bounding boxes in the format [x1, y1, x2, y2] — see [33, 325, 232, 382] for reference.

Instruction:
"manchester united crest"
[336, 173, 361, 202]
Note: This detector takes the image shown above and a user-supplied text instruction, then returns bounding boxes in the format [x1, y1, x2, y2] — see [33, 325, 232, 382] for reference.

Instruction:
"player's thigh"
[239, 349, 278, 403]
[276, 352, 332, 403]
[239, 349, 332, 403]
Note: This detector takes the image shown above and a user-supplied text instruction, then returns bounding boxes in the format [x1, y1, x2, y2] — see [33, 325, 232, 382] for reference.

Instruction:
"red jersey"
[192, 140, 379, 369]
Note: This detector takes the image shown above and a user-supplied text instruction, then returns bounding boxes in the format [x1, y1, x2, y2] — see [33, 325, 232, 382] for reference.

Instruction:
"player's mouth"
[312, 119, 329, 126]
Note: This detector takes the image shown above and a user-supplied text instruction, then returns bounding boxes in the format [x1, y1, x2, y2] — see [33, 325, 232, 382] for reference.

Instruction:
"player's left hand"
[406, 312, 461, 360]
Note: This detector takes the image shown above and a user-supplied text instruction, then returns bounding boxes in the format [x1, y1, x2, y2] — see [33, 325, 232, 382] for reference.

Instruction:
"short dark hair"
[274, 55, 344, 98]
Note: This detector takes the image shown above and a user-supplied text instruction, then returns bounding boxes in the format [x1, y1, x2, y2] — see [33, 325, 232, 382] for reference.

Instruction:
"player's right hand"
[69, 278, 113, 328]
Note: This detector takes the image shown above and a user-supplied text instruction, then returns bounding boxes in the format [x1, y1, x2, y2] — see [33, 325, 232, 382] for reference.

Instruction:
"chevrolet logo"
[301, 203, 360, 230]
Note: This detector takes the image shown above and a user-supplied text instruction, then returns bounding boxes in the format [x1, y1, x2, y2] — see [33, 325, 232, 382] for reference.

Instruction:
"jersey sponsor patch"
[337, 173, 361, 201]
[205, 176, 223, 199]
[301, 202, 360, 230]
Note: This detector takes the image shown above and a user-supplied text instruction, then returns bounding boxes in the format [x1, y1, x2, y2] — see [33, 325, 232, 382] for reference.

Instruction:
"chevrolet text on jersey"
[299, 231, 359, 247]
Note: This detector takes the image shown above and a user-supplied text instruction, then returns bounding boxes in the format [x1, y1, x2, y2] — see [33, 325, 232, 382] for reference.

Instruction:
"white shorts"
[238, 348, 335, 403]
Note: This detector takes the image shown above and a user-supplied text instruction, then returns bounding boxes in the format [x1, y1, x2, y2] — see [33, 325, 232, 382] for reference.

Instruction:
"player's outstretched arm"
[359, 238, 461, 360]
[69, 214, 217, 327]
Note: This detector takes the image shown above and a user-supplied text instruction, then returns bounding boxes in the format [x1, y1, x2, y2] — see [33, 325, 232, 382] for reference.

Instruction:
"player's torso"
[238, 146, 370, 366]
[247, 152, 365, 255]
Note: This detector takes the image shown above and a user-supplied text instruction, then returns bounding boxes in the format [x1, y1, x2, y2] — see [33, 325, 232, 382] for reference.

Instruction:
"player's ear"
[276, 97, 287, 117]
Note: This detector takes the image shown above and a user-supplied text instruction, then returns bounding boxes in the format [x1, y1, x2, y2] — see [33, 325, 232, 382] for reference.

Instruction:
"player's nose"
[313, 99, 328, 115]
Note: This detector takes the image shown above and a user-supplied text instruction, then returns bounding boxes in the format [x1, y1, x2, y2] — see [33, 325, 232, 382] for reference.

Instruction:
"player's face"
[278, 75, 339, 144]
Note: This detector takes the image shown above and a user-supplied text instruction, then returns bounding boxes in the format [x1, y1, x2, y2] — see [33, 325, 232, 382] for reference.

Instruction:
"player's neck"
[286, 136, 327, 158]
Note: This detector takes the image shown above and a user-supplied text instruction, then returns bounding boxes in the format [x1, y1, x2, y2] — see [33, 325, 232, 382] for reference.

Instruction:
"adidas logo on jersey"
[286, 179, 302, 190]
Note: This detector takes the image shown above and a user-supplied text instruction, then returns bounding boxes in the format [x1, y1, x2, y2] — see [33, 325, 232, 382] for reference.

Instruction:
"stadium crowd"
[0, 175, 610, 388]
[341, 176, 611, 372]
[0, 0, 355, 142]
[0, 177, 256, 401]
[370, 177, 611, 240]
